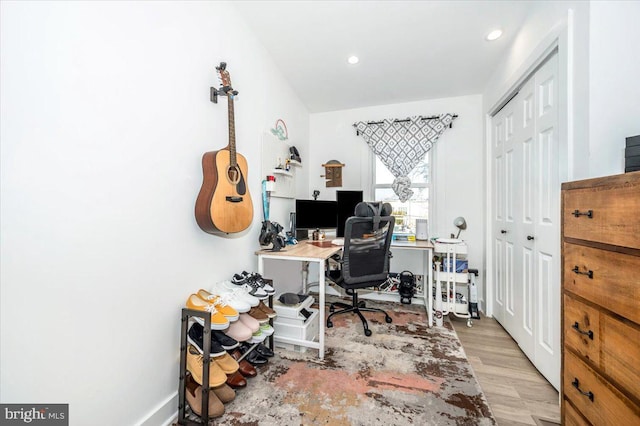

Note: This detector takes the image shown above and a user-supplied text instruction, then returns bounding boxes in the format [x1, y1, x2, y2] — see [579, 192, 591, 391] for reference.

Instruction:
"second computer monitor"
[295, 199, 338, 231]
[336, 190, 364, 237]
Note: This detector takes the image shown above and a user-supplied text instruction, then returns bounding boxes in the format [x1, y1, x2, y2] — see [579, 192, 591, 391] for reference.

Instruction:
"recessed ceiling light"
[486, 29, 503, 41]
[347, 55, 359, 65]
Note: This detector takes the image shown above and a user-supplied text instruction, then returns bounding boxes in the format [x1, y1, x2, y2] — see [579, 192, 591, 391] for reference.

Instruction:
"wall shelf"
[272, 169, 293, 177]
[261, 132, 301, 199]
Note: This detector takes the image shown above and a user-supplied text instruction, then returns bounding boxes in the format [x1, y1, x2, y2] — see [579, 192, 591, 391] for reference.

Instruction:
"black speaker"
[336, 190, 363, 237]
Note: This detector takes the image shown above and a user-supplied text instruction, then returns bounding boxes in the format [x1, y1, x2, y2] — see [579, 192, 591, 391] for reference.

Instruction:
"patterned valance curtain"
[354, 114, 456, 202]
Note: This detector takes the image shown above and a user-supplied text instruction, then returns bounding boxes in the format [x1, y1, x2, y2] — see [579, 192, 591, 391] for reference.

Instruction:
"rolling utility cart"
[433, 239, 473, 327]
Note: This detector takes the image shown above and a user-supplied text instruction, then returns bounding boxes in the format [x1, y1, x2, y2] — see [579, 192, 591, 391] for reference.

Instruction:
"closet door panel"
[533, 53, 560, 390]
[492, 107, 507, 323]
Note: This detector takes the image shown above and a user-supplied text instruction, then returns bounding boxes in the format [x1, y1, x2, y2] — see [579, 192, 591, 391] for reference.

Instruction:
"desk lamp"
[454, 216, 467, 239]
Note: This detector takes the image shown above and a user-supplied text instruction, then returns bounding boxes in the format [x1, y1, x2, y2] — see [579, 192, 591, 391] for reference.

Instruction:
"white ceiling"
[233, 0, 533, 113]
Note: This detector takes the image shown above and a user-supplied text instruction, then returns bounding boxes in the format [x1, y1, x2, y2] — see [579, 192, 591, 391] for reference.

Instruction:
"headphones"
[259, 220, 286, 251]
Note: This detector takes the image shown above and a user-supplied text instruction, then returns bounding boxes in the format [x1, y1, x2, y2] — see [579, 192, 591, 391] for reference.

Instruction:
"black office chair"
[326, 201, 395, 336]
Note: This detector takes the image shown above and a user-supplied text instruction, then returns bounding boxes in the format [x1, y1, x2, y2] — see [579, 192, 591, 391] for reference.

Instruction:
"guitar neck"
[227, 95, 237, 167]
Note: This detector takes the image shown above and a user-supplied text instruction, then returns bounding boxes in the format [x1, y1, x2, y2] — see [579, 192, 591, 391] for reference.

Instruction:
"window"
[372, 153, 430, 234]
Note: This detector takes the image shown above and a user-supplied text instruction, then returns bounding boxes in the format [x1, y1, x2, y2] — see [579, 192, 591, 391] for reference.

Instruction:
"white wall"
[589, 0, 640, 177]
[483, 1, 591, 181]
[485, 0, 640, 181]
[308, 95, 485, 306]
[0, 1, 308, 425]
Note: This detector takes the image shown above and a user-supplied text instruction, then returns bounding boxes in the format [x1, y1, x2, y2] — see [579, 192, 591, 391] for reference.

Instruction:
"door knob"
[527, 235, 535, 241]
[500, 230, 507, 234]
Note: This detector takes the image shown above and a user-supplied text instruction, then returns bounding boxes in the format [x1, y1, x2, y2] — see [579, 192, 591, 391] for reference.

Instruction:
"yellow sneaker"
[186, 345, 228, 388]
[185, 294, 229, 330]
[212, 352, 240, 375]
[196, 289, 240, 321]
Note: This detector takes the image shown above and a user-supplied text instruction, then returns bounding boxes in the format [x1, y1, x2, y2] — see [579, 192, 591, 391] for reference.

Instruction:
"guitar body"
[195, 148, 253, 234]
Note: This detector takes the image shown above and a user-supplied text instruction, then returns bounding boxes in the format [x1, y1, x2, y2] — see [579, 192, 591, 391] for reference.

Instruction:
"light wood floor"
[452, 315, 561, 426]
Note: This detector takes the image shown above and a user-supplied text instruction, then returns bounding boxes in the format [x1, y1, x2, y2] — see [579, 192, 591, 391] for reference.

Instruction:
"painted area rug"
[192, 298, 496, 425]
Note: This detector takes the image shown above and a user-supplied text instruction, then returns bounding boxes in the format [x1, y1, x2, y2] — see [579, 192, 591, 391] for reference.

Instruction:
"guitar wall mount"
[211, 62, 238, 104]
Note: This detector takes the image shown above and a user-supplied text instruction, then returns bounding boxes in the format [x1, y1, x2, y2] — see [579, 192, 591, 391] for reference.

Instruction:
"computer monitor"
[295, 199, 338, 231]
[336, 190, 364, 237]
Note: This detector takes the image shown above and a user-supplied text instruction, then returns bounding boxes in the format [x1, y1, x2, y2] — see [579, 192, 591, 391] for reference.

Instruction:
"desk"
[256, 241, 342, 359]
[256, 240, 434, 359]
[389, 240, 434, 326]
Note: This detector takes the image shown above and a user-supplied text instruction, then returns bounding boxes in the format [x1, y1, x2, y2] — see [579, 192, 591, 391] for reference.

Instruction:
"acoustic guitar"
[195, 63, 253, 234]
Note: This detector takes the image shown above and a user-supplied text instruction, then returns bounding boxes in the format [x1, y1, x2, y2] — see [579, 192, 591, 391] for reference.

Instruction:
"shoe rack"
[177, 293, 274, 425]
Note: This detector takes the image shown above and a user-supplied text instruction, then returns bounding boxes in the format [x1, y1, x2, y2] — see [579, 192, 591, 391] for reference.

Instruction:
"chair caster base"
[385, 316, 392, 323]
[364, 329, 372, 337]
[327, 321, 333, 328]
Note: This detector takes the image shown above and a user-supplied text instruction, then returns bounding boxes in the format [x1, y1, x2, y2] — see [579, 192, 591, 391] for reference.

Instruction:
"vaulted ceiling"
[234, 1, 533, 112]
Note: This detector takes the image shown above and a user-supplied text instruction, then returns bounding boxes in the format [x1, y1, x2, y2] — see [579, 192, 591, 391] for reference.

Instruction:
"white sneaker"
[211, 280, 260, 307]
[197, 288, 251, 314]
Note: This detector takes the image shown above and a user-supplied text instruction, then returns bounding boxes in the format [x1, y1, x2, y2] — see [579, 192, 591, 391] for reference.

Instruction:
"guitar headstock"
[216, 62, 236, 95]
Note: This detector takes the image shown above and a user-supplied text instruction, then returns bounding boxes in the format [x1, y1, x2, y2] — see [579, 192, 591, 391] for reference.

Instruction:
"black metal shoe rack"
[177, 291, 274, 425]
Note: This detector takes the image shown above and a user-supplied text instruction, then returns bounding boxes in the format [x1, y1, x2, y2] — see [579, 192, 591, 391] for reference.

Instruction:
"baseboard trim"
[135, 391, 178, 426]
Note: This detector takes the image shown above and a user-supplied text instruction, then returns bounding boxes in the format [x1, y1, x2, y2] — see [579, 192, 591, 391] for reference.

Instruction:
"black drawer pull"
[572, 266, 594, 279]
[527, 235, 535, 241]
[500, 229, 507, 234]
[573, 209, 593, 218]
[572, 322, 594, 340]
[572, 378, 594, 402]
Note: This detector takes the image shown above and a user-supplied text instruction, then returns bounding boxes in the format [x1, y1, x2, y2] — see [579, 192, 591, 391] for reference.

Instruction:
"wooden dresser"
[561, 171, 640, 425]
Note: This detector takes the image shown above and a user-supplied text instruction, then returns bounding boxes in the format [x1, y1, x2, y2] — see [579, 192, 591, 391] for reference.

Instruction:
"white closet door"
[492, 105, 507, 325]
[515, 75, 536, 359]
[494, 98, 520, 341]
[531, 53, 560, 389]
[490, 52, 560, 390]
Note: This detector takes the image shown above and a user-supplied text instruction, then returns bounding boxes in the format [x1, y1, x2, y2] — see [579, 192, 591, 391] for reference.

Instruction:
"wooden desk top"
[256, 239, 433, 259]
[256, 240, 342, 260]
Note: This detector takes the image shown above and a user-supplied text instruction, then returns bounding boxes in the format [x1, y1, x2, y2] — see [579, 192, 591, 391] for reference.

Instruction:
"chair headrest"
[354, 201, 393, 218]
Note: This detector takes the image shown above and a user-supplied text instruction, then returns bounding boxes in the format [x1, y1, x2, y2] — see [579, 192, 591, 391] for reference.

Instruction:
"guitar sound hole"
[227, 166, 240, 184]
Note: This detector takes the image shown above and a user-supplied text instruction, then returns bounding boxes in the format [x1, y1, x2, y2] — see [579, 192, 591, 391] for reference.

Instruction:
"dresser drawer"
[564, 351, 640, 425]
[563, 243, 640, 324]
[602, 314, 640, 400]
[562, 174, 640, 249]
[564, 295, 600, 364]
[563, 399, 590, 425]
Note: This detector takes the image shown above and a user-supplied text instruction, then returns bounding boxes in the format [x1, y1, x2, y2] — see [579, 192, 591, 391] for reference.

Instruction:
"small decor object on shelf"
[289, 146, 301, 162]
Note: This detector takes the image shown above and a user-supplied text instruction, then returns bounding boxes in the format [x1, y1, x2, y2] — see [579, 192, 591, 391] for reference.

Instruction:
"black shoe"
[211, 330, 239, 350]
[254, 343, 274, 358]
[187, 322, 227, 357]
[245, 350, 268, 366]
